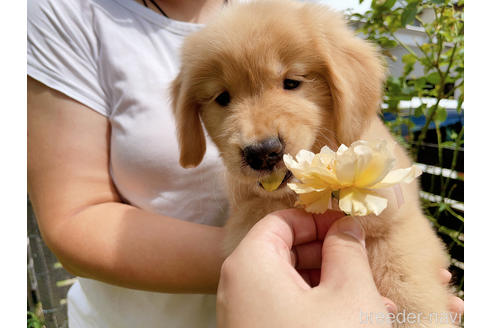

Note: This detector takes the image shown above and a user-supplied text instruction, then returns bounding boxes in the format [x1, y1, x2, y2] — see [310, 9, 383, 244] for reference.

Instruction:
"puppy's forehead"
[181, 1, 314, 90]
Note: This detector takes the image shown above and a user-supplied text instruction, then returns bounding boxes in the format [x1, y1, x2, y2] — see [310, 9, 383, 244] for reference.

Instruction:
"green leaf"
[401, 3, 418, 27]
[419, 43, 432, 53]
[386, 76, 402, 94]
[456, 94, 464, 113]
[402, 53, 416, 65]
[372, 0, 396, 9]
[27, 312, 44, 328]
[351, 13, 365, 19]
[434, 106, 447, 123]
[454, 66, 464, 73]
[414, 77, 427, 90]
[387, 99, 400, 110]
[414, 104, 425, 117]
[438, 202, 447, 213]
[402, 54, 416, 76]
[382, 0, 397, 9]
[426, 72, 441, 85]
[377, 36, 398, 48]
[403, 63, 414, 76]
[401, 85, 415, 96]
[441, 141, 456, 148]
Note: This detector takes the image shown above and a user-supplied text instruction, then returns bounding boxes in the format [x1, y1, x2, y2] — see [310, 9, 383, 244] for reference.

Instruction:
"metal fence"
[28, 199, 74, 328]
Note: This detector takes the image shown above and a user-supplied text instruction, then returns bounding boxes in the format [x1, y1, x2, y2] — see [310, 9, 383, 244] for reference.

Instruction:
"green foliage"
[27, 311, 45, 328]
[353, 0, 464, 128]
[351, 0, 464, 297]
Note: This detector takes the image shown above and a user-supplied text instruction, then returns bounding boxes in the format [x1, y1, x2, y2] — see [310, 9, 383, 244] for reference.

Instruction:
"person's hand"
[216, 208, 464, 327]
[440, 269, 464, 318]
[217, 209, 391, 328]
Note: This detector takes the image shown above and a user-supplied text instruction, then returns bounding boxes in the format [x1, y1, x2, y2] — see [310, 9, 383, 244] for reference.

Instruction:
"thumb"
[319, 216, 376, 290]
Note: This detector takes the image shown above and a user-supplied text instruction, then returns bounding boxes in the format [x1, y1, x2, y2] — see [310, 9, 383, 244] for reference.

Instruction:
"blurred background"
[27, 0, 464, 327]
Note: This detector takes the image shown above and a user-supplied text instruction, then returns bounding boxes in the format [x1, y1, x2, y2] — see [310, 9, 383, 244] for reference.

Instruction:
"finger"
[381, 297, 397, 314]
[439, 268, 452, 284]
[313, 210, 346, 240]
[299, 270, 312, 286]
[319, 216, 375, 290]
[290, 250, 297, 267]
[437, 269, 463, 316]
[308, 269, 321, 287]
[294, 241, 322, 269]
[448, 295, 464, 315]
[227, 209, 315, 292]
[245, 208, 317, 250]
[297, 269, 321, 287]
[237, 208, 318, 267]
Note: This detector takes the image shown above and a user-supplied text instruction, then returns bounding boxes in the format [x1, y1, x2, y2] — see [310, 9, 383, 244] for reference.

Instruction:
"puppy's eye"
[215, 91, 231, 107]
[283, 79, 302, 90]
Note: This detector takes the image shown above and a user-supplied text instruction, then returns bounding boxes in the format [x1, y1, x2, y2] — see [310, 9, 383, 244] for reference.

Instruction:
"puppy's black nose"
[243, 137, 284, 171]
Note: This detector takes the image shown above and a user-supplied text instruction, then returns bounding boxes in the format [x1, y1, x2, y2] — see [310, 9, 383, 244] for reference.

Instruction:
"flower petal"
[339, 187, 388, 216]
[352, 140, 395, 188]
[334, 146, 357, 185]
[283, 154, 305, 173]
[284, 151, 340, 189]
[296, 190, 333, 214]
[287, 182, 325, 194]
[318, 146, 336, 165]
[296, 149, 315, 165]
[283, 154, 315, 183]
[336, 144, 349, 155]
[335, 140, 395, 188]
[371, 165, 422, 189]
[284, 141, 418, 217]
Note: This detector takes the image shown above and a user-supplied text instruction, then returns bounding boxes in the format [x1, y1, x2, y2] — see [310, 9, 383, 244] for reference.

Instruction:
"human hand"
[217, 209, 391, 328]
[440, 269, 464, 319]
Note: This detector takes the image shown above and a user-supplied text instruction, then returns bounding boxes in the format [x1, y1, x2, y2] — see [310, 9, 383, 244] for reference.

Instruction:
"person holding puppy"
[27, 0, 462, 327]
[28, 1, 234, 326]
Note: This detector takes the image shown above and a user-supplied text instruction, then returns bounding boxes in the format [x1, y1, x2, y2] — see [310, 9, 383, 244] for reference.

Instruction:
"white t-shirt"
[27, 0, 230, 326]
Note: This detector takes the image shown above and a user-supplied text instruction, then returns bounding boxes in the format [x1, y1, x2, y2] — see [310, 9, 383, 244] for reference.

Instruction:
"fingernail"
[336, 216, 365, 247]
[290, 249, 297, 267]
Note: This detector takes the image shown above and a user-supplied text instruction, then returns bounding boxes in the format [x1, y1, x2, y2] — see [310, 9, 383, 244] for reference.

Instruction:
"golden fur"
[171, 1, 455, 326]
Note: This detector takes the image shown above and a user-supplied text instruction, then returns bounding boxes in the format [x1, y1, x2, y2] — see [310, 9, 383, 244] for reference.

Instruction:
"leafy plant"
[352, 0, 463, 146]
[350, 0, 464, 297]
[27, 311, 45, 328]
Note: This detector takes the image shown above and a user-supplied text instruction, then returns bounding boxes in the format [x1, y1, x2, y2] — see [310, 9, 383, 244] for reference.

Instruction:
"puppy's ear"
[171, 71, 206, 168]
[313, 9, 386, 144]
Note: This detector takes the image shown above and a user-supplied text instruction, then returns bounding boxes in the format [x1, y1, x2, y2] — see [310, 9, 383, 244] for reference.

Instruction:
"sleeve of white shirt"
[27, 0, 110, 117]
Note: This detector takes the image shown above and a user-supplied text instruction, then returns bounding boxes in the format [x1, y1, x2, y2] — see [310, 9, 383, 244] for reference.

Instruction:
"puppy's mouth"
[257, 169, 293, 192]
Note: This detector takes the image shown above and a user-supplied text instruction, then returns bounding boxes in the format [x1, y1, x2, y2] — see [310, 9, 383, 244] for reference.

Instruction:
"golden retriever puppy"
[171, 1, 455, 326]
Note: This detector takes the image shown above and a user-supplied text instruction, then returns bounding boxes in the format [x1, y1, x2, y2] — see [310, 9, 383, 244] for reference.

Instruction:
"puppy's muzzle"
[242, 137, 284, 171]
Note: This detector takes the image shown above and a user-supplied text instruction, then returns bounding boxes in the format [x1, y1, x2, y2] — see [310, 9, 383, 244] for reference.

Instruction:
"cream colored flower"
[283, 140, 422, 216]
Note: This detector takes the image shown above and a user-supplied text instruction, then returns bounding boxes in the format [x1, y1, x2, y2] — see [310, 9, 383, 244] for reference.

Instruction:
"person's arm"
[27, 77, 225, 293]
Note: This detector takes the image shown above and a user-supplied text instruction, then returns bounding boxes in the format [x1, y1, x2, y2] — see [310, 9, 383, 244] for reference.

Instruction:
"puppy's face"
[201, 59, 331, 196]
[172, 1, 385, 196]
